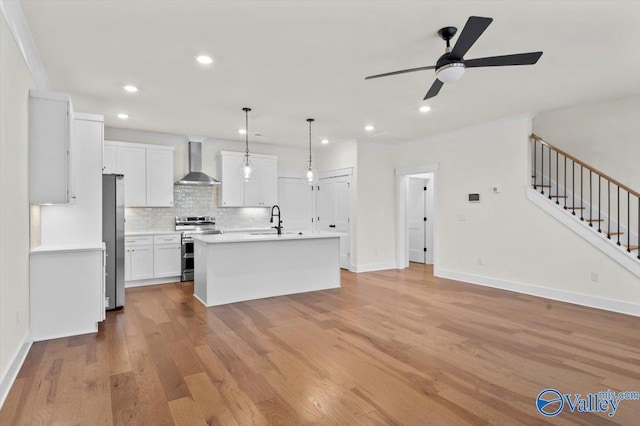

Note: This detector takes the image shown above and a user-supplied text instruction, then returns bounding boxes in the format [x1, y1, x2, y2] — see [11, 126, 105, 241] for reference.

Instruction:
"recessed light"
[364, 125, 375, 132]
[321, 139, 329, 144]
[117, 113, 129, 120]
[123, 85, 138, 93]
[419, 105, 431, 113]
[238, 129, 247, 135]
[196, 55, 213, 65]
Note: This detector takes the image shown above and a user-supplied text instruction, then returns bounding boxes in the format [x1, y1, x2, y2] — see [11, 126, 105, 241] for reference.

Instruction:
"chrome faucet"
[270, 205, 282, 235]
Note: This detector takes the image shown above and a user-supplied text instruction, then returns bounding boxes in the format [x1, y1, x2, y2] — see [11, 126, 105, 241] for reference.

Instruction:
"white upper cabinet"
[29, 90, 73, 204]
[104, 141, 174, 207]
[146, 149, 174, 207]
[117, 146, 147, 207]
[218, 151, 278, 207]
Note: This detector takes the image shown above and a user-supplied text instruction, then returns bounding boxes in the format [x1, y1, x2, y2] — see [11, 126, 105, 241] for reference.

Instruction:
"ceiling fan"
[365, 16, 543, 100]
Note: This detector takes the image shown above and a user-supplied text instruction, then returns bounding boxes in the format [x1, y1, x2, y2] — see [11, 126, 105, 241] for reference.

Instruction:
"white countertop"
[31, 243, 105, 254]
[193, 231, 341, 244]
[125, 231, 181, 236]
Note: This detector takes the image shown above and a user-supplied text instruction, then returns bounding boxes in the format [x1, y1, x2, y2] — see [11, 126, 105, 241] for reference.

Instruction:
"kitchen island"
[193, 232, 341, 306]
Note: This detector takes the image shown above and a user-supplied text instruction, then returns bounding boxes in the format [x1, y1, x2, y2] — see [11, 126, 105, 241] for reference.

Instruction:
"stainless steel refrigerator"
[103, 174, 125, 310]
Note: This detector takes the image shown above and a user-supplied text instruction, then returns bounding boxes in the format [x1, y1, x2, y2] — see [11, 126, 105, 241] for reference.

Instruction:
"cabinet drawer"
[153, 234, 181, 245]
[125, 236, 153, 246]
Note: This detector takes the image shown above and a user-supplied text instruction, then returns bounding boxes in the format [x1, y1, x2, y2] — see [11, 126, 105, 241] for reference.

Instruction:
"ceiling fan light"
[436, 63, 465, 83]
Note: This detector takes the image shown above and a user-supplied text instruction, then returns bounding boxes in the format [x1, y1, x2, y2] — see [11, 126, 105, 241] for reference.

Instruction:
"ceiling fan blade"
[365, 65, 436, 80]
[424, 79, 443, 100]
[449, 16, 493, 60]
[464, 51, 543, 68]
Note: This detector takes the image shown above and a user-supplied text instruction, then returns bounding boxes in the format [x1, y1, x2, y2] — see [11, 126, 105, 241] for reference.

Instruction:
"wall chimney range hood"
[175, 141, 220, 186]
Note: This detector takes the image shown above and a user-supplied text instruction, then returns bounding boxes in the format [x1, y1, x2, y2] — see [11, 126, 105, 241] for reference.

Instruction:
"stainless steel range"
[176, 216, 222, 281]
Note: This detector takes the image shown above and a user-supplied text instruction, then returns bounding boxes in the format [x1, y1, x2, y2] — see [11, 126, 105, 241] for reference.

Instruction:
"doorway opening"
[395, 165, 439, 270]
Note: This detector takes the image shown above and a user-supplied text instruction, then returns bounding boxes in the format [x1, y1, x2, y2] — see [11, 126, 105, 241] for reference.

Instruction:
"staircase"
[528, 134, 639, 276]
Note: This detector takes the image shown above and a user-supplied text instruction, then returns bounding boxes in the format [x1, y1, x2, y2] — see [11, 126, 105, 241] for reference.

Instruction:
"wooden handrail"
[531, 134, 640, 198]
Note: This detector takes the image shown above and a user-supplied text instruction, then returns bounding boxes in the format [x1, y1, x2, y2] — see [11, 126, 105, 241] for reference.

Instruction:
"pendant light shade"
[238, 107, 254, 182]
[303, 118, 318, 185]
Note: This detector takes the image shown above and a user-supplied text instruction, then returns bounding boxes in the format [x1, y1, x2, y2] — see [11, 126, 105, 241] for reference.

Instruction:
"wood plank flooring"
[2, 264, 639, 425]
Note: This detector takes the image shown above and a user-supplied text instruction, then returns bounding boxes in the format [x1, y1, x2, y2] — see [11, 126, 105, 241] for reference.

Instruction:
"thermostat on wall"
[468, 193, 480, 202]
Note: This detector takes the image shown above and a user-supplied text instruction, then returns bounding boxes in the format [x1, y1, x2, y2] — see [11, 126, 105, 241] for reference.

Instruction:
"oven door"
[181, 237, 195, 281]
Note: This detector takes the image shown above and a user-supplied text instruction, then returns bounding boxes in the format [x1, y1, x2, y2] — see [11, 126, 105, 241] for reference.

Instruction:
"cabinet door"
[146, 148, 174, 207]
[29, 91, 72, 204]
[117, 146, 146, 207]
[259, 158, 278, 206]
[219, 154, 245, 207]
[124, 248, 132, 281]
[153, 244, 181, 277]
[243, 158, 261, 207]
[103, 144, 117, 174]
[130, 246, 153, 280]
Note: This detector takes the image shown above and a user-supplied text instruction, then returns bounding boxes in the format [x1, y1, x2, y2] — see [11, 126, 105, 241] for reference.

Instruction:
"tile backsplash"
[124, 186, 271, 232]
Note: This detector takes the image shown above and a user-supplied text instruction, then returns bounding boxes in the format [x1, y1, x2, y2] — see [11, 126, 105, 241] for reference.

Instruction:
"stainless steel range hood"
[175, 141, 220, 186]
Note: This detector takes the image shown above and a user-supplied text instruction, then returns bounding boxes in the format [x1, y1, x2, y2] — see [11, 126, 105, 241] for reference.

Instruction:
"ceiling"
[20, 0, 640, 147]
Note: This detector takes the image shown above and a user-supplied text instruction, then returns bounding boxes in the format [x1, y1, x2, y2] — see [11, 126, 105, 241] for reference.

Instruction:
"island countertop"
[193, 231, 341, 244]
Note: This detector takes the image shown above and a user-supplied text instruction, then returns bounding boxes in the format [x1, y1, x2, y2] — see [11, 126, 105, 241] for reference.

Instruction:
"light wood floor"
[2, 264, 639, 425]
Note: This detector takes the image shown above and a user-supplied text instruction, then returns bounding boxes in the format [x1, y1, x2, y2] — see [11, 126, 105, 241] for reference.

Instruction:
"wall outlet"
[590, 272, 600, 282]
[477, 257, 484, 266]
[492, 185, 500, 193]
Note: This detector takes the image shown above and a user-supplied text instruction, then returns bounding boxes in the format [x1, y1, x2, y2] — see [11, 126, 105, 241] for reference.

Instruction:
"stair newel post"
[532, 139, 537, 190]
[597, 176, 601, 232]
[564, 157, 567, 210]
[617, 186, 621, 246]
[589, 169, 593, 226]
[540, 144, 545, 195]
[571, 161, 575, 215]
[549, 151, 560, 205]
[548, 145, 552, 200]
[607, 181, 611, 239]
[580, 165, 584, 220]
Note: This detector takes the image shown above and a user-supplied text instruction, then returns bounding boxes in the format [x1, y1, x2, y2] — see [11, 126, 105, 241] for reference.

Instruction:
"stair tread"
[565, 206, 585, 209]
[605, 231, 624, 236]
[625, 245, 639, 250]
[586, 218, 604, 222]
[550, 195, 568, 198]
[533, 184, 551, 187]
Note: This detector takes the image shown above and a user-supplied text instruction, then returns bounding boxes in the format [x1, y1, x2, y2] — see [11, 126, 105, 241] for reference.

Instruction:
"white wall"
[396, 117, 638, 309]
[0, 11, 35, 388]
[355, 142, 396, 269]
[533, 95, 640, 190]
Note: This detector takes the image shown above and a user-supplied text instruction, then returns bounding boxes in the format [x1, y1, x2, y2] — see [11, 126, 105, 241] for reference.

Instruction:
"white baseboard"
[125, 276, 181, 288]
[351, 261, 397, 273]
[436, 268, 640, 317]
[0, 333, 33, 409]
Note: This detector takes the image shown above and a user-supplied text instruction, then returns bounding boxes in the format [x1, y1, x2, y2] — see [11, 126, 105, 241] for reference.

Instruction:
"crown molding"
[0, 0, 49, 89]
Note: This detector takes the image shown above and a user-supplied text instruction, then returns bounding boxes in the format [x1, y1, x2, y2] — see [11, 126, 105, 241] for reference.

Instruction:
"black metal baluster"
[564, 157, 567, 210]
[627, 192, 631, 252]
[607, 181, 611, 238]
[541, 145, 545, 195]
[549, 151, 560, 204]
[617, 186, 621, 246]
[598, 176, 601, 232]
[580, 165, 584, 220]
[571, 161, 575, 215]
[548, 146, 552, 200]
[533, 139, 537, 189]
[589, 169, 593, 226]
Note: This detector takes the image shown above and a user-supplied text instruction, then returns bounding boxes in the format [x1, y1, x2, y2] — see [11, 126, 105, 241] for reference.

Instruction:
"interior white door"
[318, 175, 351, 269]
[278, 178, 313, 231]
[408, 178, 426, 263]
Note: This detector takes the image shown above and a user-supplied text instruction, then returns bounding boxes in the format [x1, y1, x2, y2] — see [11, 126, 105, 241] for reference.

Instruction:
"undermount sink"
[248, 231, 298, 235]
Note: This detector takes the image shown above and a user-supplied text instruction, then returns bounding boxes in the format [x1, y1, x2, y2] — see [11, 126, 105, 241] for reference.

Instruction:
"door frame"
[395, 164, 439, 270]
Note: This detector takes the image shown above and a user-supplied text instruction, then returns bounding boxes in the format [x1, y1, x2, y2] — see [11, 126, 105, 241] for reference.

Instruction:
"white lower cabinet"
[125, 234, 181, 284]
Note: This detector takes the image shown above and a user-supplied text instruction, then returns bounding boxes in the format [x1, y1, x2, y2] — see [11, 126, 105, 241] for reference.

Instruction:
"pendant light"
[303, 118, 318, 185]
[239, 107, 254, 182]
